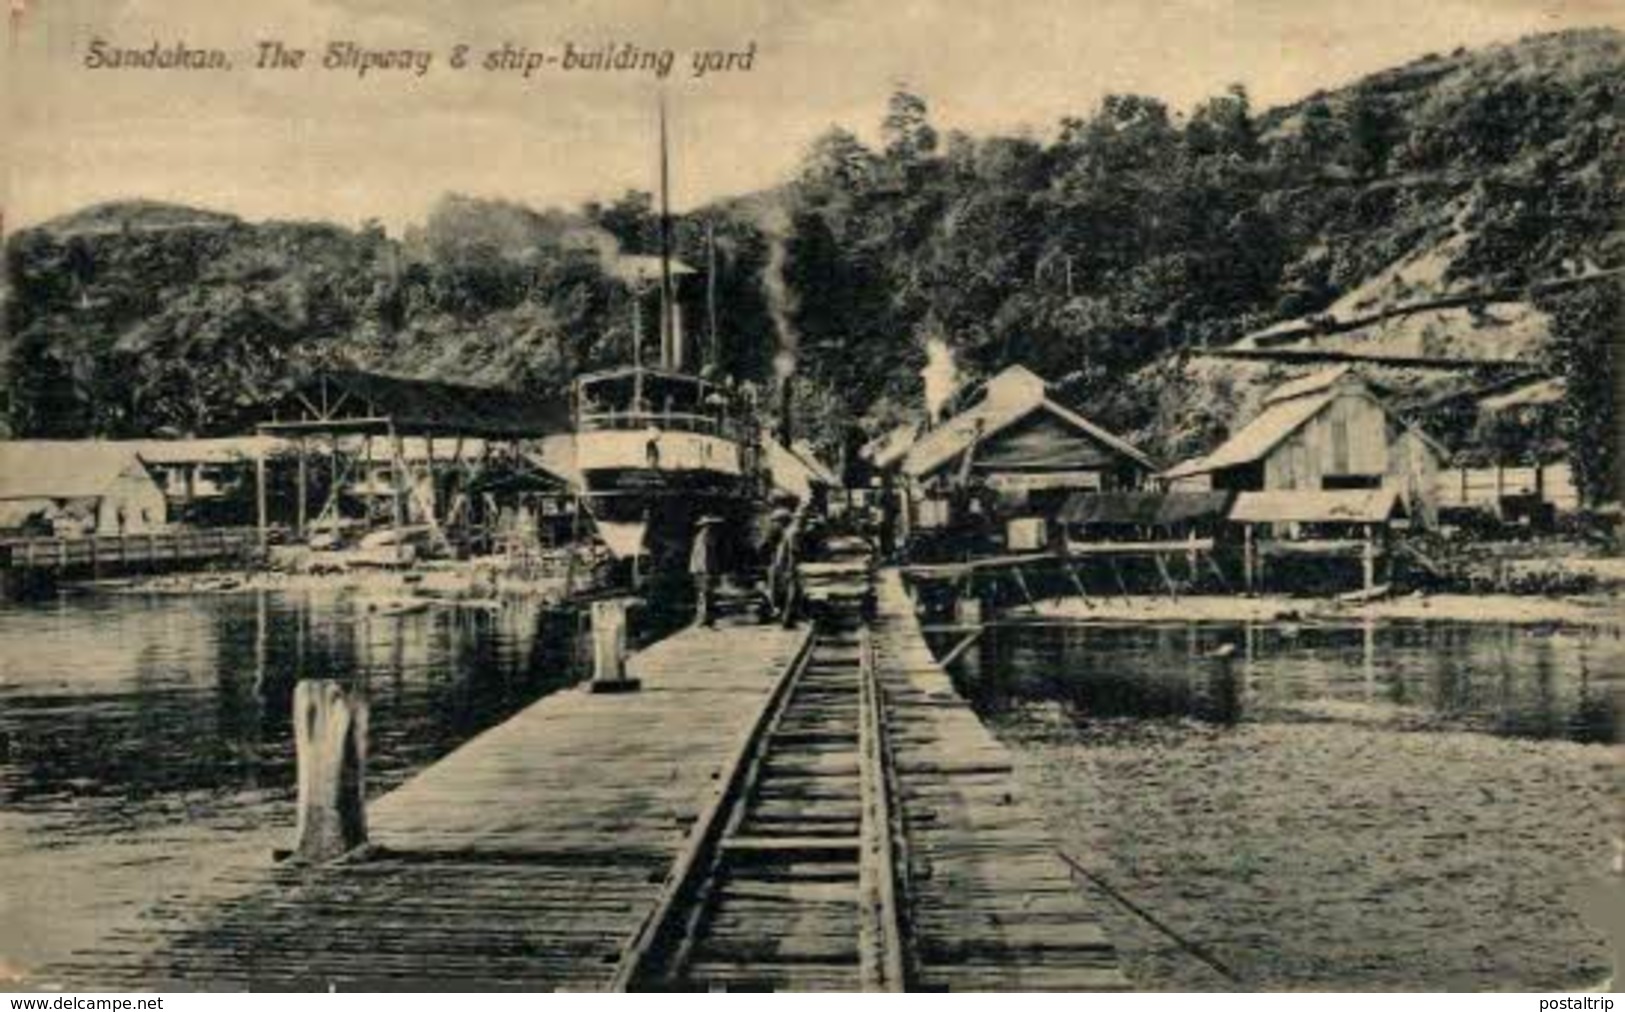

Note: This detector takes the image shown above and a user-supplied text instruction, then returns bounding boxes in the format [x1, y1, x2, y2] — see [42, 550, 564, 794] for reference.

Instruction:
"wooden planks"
[54, 621, 811, 992]
[617, 601, 905, 992]
[52, 566, 1129, 992]
[871, 570, 1131, 992]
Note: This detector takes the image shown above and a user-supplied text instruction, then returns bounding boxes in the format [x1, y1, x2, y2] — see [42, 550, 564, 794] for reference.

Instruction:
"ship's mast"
[706, 219, 719, 368]
[657, 95, 677, 371]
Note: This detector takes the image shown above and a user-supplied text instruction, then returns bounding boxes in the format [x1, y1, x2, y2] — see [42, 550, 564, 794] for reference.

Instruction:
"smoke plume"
[922, 336, 960, 422]
[758, 206, 798, 376]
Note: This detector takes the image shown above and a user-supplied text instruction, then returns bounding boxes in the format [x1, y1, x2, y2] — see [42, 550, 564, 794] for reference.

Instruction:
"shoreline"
[64, 564, 578, 604]
[1014, 590, 1622, 627]
[57, 569, 1624, 628]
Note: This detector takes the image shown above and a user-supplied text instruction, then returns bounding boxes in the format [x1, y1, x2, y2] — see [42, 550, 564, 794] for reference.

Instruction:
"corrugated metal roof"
[1261, 365, 1353, 406]
[0, 442, 153, 501]
[129, 436, 288, 465]
[1230, 488, 1404, 524]
[1162, 390, 1338, 479]
[605, 254, 697, 284]
[863, 419, 926, 470]
[267, 370, 568, 439]
[763, 435, 829, 501]
[790, 440, 840, 485]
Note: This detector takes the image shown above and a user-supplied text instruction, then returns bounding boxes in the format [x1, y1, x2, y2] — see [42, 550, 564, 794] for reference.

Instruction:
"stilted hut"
[1229, 487, 1407, 593]
[1054, 490, 1235, 596]
[1164, 366, 1446, 528]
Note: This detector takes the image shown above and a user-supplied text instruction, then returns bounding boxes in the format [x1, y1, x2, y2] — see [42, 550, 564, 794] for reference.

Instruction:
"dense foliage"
[4, 29, 1620, 497]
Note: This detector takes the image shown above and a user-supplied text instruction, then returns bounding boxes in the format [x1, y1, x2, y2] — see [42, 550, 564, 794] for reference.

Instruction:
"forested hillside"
[5, 28, 1620, 493]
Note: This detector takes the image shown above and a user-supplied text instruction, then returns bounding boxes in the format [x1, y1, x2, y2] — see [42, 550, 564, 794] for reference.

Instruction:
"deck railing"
[577, 409, 749, 442]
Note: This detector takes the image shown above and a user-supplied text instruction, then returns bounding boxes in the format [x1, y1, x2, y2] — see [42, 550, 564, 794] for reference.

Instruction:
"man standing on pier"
[690, 514, 723, 628]
[772, 505, 805, 629]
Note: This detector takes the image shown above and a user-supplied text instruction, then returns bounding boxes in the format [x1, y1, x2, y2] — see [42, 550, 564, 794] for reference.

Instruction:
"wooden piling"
[292, 679, 369, 863]
[953, 592, 983, 626]
[1242, 525, 1256, 595]
[1361, 525, 1376, 592]
[296, 436, 308, 539]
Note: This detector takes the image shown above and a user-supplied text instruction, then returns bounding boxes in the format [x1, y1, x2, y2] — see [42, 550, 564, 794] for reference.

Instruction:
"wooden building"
[1163, 366, 1446, 527]
[1229, 487, 1408, 593]
[132, 437, 287, 525]
[762, 435, 836, 510]
[1422, 374, 1580, 527]
[869, 365, 1157, 553]
[0, 442, 168, 537]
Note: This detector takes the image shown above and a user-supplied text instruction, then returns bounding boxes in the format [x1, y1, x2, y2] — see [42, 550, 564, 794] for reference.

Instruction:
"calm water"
[948, 618, 1623, 743]
[0, 590, 583, 980]
[942, 617, 1623, 990]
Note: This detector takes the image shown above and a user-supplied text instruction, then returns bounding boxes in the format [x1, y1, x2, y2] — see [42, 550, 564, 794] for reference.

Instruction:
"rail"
[607, 626, 816, 991]
[857, 623, 911, 991]
[577, 409, 746, 440]
[610, 565, 905, 990]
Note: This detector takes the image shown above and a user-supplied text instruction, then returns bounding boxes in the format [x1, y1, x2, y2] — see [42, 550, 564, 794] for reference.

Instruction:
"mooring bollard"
[292, 678, 369, 862]
[589, 598, 640, 693]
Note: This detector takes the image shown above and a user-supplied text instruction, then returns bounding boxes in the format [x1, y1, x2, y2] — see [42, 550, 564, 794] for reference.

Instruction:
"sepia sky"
[4, 0, 1623, 233]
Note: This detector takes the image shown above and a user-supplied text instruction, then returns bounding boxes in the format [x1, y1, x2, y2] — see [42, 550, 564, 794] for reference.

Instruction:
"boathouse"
[0, 442, 168, 537]
[871, 364, 1157, 554]
[1163, 366, 1446, 527]
[255, 370, 569, 552]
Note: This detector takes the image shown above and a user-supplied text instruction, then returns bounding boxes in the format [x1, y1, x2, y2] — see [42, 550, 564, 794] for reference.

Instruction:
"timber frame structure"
[254, 370, 569, 552]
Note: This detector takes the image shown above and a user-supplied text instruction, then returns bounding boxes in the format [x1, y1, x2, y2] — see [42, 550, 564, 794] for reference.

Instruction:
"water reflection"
[943, 618, 1623, 743]
[0, 591, 583, 834]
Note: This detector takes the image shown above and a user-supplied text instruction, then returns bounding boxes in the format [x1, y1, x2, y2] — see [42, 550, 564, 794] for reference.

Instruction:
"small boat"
[1337, 582, 1392, 604]
[361, 598, 431, 619]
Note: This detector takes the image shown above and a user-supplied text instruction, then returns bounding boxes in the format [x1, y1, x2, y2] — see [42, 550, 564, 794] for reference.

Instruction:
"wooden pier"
[55, 566, 1126, 992]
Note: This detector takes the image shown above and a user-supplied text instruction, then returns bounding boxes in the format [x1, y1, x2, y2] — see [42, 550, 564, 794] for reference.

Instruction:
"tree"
[1342, 88, 1398, 178]
[1540, 283, 1620, 506]
[1186, 84, 1259, 161]
[800, 127, 877, 195]
[588, 190, 658, 252]
[881, 89, 938, 167]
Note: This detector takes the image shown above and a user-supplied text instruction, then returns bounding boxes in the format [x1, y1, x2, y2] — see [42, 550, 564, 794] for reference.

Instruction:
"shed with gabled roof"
[1163, 366, 1445, 527]
[869, 364, 1157, 553]
[0, 441, 168, 536]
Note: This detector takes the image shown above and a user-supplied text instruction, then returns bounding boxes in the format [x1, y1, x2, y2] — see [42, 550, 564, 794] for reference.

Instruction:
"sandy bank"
[77, 565, 575, 604]
[1022, 591, 1621, 627]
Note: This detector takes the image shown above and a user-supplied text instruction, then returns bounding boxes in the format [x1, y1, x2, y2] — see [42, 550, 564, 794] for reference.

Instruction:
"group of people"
[688, 499, 812, 629]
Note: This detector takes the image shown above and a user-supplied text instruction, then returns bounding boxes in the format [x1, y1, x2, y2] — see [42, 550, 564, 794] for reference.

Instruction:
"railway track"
[613, 552, 908, 991]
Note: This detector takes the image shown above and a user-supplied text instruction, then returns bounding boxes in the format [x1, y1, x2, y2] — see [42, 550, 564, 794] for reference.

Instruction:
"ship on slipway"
[544, 103, 765, 580]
